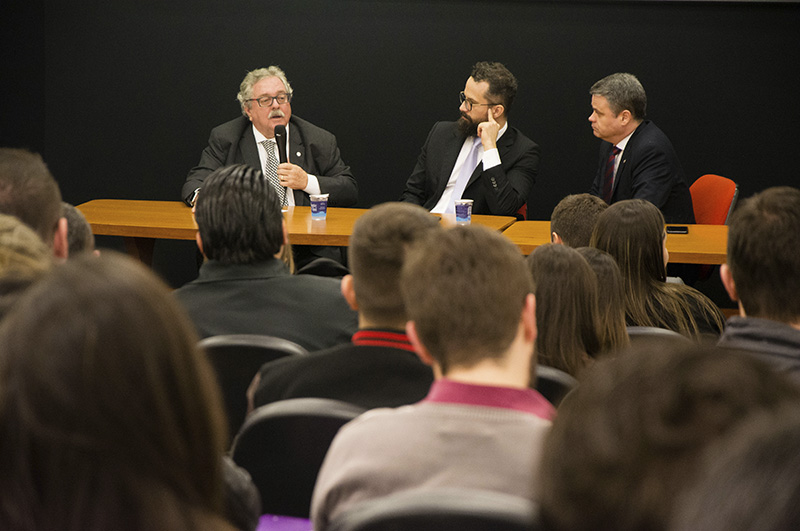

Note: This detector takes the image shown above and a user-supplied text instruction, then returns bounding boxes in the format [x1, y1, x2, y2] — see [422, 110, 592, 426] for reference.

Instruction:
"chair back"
[231, 397, 366, 518]
[199, 334, 307, 443]
[690, 174, 739, 225]
[626, 326, 692, 347]
[533, 365, 578, 407]
[327, 488, 539, 531]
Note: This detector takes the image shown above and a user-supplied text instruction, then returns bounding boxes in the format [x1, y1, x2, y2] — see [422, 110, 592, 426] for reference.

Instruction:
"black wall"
[4, 0, 800, 286]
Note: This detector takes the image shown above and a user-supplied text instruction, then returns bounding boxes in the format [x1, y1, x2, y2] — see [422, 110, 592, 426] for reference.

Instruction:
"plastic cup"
[310, 193, 329, 220]
[454, 199, 473, 224]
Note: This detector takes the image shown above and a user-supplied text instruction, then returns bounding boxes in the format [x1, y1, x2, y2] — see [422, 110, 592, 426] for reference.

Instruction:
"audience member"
[0, 147, 68, 259]
[174, 164, 357, 349]
[576, 246, 630, 354]
[591, 199, 724, 339]
[311, 225, 553, 529]
[718, 186, 800, 381]
[587, 73, 694, 223]
[0, 213, 52, 277]
[550, 193, 608, 247]
[61, 201, 97, 256]
[526, 243, 602, 377]
[539, 343, 800, 531]
[671, 408, 800, 531]
[249, 202, 437, 411]
[0, 252, 234, 531]
[400, 61, 540, 216]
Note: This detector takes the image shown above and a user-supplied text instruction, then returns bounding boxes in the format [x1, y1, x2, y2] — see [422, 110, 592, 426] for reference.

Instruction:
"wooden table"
[501, 220, 728, 265]
[76, 199, 516, 264]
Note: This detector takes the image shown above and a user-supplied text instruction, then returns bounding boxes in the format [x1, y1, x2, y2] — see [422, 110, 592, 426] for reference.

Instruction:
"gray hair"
[590, 73, 647, 121]
[236, 66, 293, 115]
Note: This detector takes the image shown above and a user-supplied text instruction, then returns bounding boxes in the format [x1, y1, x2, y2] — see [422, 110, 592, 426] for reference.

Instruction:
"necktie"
[260, 139, 288, 206]
[602, 146, 622, 203]
[447, 137, 482, 213]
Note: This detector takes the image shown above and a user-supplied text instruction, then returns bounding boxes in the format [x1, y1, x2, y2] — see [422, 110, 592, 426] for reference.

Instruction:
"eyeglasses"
[247, 93, 293, 107]
[459, 91, 498, 112]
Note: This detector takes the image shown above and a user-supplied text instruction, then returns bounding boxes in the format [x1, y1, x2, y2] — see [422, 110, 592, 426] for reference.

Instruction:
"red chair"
[689, 174, 739, 281]
[690, 174, 739, 225]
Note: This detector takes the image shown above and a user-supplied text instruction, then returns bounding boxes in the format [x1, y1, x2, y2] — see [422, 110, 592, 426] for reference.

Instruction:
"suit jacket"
[173, 258, 358, 352]
[253, 330, 434, 410]
[590, 120, 695, 224]
[400, 121, 540, 216]
[183, 115, 357, 207]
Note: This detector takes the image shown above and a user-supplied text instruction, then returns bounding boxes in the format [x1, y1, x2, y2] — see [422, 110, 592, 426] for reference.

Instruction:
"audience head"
[61, 202, 96, 256]
[550, 193, 608, 247]
[0, 252, 228, 531]
[539, 343, 800, 531]
[722, 186, 800, 324]
[345, 202, 442, 328]
[469, 61, 518, 115]
[194, 164, 285, 265]
[526, 243, 601, 377]
[592, 198, 667, 285]
[0, 213, 53, 277]
[590, 72, 647, 121]
[0, 148, 67, 258]
[401, 225, 534, 375]
[576, 246, 629, 353]
[671, 408, 800, 531]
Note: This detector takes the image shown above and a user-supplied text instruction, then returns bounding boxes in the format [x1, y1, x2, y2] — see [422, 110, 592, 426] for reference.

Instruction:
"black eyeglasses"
[459, 91, 498, 112]
[247, 93, 293, 107]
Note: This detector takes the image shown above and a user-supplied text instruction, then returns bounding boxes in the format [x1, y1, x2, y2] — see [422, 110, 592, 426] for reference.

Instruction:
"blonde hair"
[0, 213, 52, 276]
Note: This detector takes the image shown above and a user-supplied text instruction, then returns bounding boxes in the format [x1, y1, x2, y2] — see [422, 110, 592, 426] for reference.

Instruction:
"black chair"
[327, 488, 539, 531]
[626, 326, 692, 346]
[199, 334, 308, 443]
[533, 365, 578, 407]
[230, 397, 366, 518]
[296, 257, 351, 278]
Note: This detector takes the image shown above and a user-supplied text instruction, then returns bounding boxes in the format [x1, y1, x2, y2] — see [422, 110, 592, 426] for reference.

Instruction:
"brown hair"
[591, 199, 724, 339]
[726, 186, 800, 322]
[470, 61, 518, 114]
[0, 213, 52, 276]
[527, 244, 601, 377]
[539, 344, 800, 531]
[400, 225, 531, 373]
[576, 246, 630, 354]
[550, 193, 608, 248]
[348, 202, 441, 325]
[0, 252, 229, 531]
[0, 148, 63, 244]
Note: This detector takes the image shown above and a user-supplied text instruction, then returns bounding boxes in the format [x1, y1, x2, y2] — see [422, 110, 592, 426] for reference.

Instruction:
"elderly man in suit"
[183, 66, 357, 208]
[588, 72, 694, 224]
[400, 61, 540, 218]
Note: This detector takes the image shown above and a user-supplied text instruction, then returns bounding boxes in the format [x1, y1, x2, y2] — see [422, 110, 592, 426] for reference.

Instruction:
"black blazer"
[590, 120, 695, 224]
[400, 121, 540, 216]
[183, 115, 357, 207]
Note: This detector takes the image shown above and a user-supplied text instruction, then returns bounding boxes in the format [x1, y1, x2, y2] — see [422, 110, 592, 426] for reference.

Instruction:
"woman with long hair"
[526, 243, 603, 377]
[576, 246, 630, 354]
[0, 252, 233, 531]
[591, 199, 724, 339]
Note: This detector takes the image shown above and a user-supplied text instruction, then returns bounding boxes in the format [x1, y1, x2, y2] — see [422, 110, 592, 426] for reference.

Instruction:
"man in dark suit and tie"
[182, 66, 357, 208]
[400, 61, 540, 218]
[588, 72, 694, 224]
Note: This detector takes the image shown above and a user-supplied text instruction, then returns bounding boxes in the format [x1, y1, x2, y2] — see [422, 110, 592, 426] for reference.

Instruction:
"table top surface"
[501, 220, 728, 265]
[76, 199, 516, 246]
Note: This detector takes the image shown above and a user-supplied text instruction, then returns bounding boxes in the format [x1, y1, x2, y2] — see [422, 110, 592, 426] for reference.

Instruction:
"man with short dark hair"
[173, 164, 357, 350]
[718, 186, 800, 381]
[0, 148, 68, 259]
[401, 61, 540, 217]
[61, 202, 97, 256]
[550, 193, 608, 247]
[311, 225, 553, 529]
[249, 202, 438, 411]
[588, 73, 694, 224]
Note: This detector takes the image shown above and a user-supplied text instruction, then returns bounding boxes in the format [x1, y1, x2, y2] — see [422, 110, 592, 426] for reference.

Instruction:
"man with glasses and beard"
[400, 61, 540, 217]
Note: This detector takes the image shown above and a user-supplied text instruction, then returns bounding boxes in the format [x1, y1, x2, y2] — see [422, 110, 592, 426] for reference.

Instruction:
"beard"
[457, 113, 479, 137]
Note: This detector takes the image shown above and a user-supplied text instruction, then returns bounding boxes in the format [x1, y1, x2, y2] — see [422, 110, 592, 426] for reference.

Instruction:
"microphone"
[274, 125, 288, 164]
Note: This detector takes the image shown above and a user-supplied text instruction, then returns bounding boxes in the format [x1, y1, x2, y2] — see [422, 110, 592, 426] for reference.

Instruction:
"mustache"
[269, 110, 285, 118]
